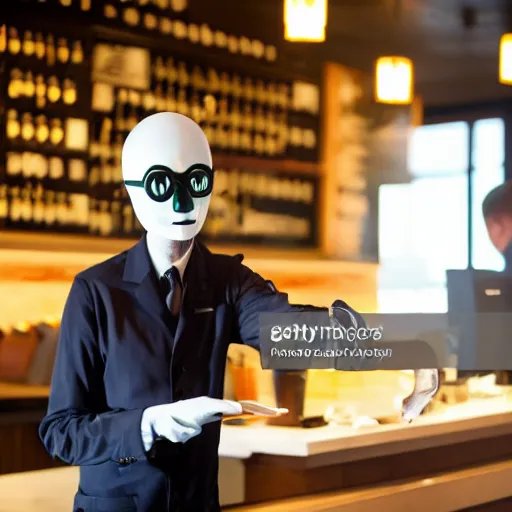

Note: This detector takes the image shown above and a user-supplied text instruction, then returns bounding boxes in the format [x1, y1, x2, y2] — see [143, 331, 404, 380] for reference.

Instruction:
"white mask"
[122, 112, 213, 241]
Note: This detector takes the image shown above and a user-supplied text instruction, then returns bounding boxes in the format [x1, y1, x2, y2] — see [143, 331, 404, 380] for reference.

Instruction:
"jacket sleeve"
[38, 277, 147, 466]
[231, 259, 365, 350]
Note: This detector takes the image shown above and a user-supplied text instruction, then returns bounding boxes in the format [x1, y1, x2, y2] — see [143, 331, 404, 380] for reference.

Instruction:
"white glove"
[140, 397, 242, 451]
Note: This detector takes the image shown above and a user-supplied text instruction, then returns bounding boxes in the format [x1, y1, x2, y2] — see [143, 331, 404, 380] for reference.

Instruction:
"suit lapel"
[172, 242, 215, 366]
[123, 235, 171, 333]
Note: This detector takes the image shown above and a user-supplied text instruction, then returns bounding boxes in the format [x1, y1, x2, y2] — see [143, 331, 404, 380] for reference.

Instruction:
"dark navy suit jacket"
[39, 236, 360, 511]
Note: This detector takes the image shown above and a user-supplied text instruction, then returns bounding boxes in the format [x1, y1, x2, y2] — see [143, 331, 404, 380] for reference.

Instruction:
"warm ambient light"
[499, 34, 512, 84]
[375, 56, 414, 105]
[284, 0, 327, 43]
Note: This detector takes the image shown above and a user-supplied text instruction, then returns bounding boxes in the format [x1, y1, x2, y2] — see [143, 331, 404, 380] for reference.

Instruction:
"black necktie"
[162, 266, 183, 316]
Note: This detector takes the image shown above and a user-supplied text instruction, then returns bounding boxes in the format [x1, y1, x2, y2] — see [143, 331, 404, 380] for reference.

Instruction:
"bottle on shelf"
[44, 190, 57, 227]
[6, 110, 21, 141]
[35, 75, 47, 109]
[47, 76, 62, 103]
[49, 119, 65, 146]
[62, 79, 77, 105]
[8, 28, 21, 55]
[71, 41, 84, 64]
[46, 35, 56, 66]
[57, 37, 70, 64]
[8, 69, 23, 99]
[24, 72, 36, 99]
[21, 113, 35, 142]
[32, 185, 45, 225]
[22, 31, 35, 57]
[0, 185, 8, 222]
[9, 187, 22, 225]
[35, 115, 50, 144]
[0, 25, 6, 53]
[35, 33, 45, 59]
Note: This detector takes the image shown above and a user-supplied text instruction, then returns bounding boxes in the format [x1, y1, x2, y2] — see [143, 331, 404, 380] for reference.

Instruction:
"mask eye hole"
[188, 169, 212, 197]
[145, 171, 174, 202]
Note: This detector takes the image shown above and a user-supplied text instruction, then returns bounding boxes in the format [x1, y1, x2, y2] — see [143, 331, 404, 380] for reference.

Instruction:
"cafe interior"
[2, 0, 512, 510]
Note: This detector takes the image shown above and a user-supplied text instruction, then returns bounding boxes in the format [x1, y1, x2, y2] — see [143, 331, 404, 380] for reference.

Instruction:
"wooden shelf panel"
[0, 231, 327, 260]
[213, 154, 321, 176]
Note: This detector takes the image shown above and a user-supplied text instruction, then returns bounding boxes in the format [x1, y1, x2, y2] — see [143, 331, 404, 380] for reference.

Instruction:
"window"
[408, 121, 469, 177]
[378, 117, 505, 313]
[471, 118, 505, 271]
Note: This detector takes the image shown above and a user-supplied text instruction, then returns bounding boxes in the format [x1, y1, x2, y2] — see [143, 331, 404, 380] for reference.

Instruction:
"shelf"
[92, 24, 319, 84]
[212, 154, 321, 176]
[0, 230, 330, 261]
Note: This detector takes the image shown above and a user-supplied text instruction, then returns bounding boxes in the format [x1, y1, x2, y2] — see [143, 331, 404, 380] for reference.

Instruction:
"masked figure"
[39, 113, 434, 512]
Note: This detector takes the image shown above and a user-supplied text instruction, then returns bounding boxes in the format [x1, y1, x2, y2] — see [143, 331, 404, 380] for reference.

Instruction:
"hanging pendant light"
[375, 56, 414, 105]
[284, 0, 327, 43]
[499, 34, 512, 85]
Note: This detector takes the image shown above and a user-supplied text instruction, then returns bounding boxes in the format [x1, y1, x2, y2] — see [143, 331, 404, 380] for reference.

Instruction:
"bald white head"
[122, 112, 213, 241]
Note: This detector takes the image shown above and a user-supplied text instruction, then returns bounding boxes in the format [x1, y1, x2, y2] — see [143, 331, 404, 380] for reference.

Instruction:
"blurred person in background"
[483, 181, 512, 271]
[482, 180, 512, 384]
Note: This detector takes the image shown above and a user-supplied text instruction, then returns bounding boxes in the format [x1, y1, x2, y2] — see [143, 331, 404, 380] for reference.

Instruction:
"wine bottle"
[155, 84, 166, 112]
[177, 61, 189, 88]
[0, 185, 8, 222]
[10, 187, 22, 224]
[71, 41, 84, 64]
[35, 32, 45, 59]
[35, 75, 47, 109]
[47, 76, 61, 103]
[187, 23, 200, 44]
[57, 37, 70, 64]
[62, 79, 77, 105]
[122, 203, 134, 234]
[153, 56, 166, 83]
[32, 185, 45, 225]
[6, 110, 21, 140]
[165, 85, 177, 112]
[7, 69, 23, 99]
[20, 186, 33, 223]
[49, 119, 64, 146]
[190, 66, 205, 92]
[24, 72, 36, 98]
[189, 94, 203, 124]
[206, 68, 219, 94]
[46, 35, 56, 66]
[21, 113, 35, 142]
[0, 25, 6, 53]
[143, 12, 158, 31]
[8, 28, 21, 55]
[22, 31, 35, 56]
[166, 57, 178, 84]
[219, 72, 231, 97]
[176, 89, 189, 116]
[35, 115, 50, 144]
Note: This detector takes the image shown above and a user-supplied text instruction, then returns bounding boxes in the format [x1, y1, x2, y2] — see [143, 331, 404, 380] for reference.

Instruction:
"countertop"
[3, 381, 512, 463]
[0, 383, 50, 415]
[219, 396, 512, 460]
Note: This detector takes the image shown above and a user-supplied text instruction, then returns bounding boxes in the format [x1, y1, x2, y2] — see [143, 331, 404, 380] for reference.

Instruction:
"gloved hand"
[141, 397, 242, 451]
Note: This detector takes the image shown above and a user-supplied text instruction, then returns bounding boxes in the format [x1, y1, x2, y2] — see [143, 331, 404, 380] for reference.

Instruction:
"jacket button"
[130, 457, 137, 463]
[77, 509, 84, 512]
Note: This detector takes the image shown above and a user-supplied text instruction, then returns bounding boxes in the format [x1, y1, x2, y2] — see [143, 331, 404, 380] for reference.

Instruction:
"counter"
[2, 461, 511, 512]
[1, 385, 512, 510]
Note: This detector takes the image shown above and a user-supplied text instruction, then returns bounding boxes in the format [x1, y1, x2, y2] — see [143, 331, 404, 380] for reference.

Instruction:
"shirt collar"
[147, 239, 194, 283]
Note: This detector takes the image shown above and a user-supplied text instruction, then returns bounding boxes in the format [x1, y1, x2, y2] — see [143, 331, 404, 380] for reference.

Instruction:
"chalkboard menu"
[0, 0, 321, 248]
